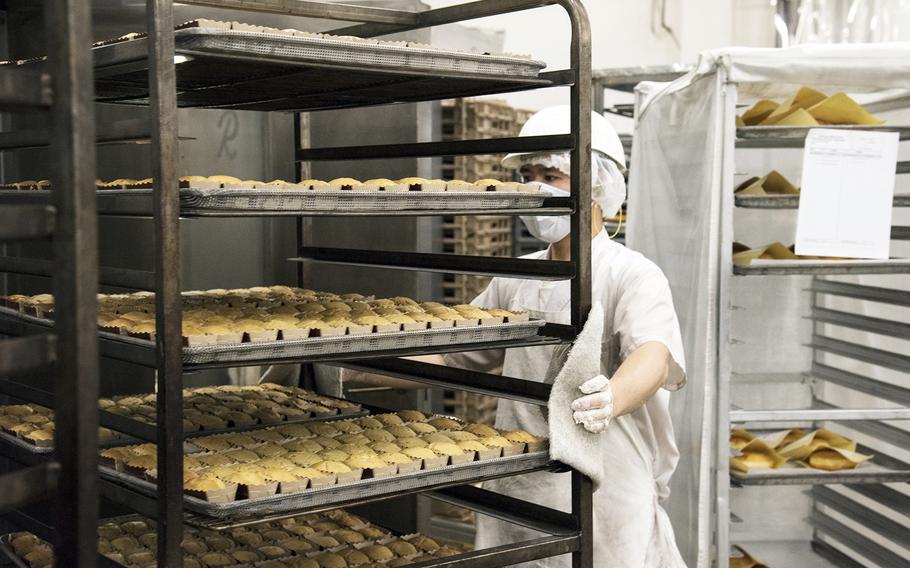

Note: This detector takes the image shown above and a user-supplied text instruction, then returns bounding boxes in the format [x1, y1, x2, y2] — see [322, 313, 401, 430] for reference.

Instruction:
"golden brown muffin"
[407, 422, 437, 435]
[464, 423, 499, 437]
[402, 447, 436, 460]
[385, 425, 416, 438]
[359, 526, 388, 540]
[286, 451, 322, 467]
[277, 423, 313, 438]
[370, 441, 402, 454]
[313, 436, 342, 449]
[257, 544, 290, 559]
[315, 460, 352, 474]
[422, 433, 455, 445]
[427, 417, 462, 430]
[333, 421, 363, 434]
[397, 437, 428, 449]
[345, 454, 387, 470]
[397, 409, 426, 422]
[504, 430, 541, 444]
[284, 439, 324, 453]
[445, 430, 479, 442]
[428, 442, 464, 456]
[363, 429, 396, 443]
[318, 449, 351, 462]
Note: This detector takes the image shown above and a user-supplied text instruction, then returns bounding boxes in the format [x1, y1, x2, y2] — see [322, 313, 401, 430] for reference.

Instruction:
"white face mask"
[520, 184, 572, 243]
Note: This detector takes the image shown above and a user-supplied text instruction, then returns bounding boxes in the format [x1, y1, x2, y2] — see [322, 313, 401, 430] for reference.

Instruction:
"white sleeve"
[612, 259, 687, 391]
[441, 279, 506, 374]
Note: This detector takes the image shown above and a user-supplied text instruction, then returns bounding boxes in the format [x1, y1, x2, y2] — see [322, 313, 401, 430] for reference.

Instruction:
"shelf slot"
[810, 510, 908, 568]
[427, 484, 578, 535]
[0, 256, 154, 289]
[176, 0, 419, 24]
[296, 134, 574, 161]
[891, 225, 910, 240]
[813, 486, 910, 549]
[734, 259, 910, 276]
[98, 410, 158, 443]
[293, 247, 574, 280]
[898, 160, 910, 174]
[817, 404, 910, 450]
[0, 205, 55, 241]
[843, 484, 910, 517]
[811, 279, 910, 307]
[735, 193, 910, 208]
[735, 125, 910, 148]
[811, 307, 910, 339]
[0, 118, 192, 151]
[730, 406, 910, 422]
[336, 358, 551, 405]
[0, 335, 56, 377]
[0, 463, 60, 515]
[0, 67, 52, 109]
[811, 335, 910, 373]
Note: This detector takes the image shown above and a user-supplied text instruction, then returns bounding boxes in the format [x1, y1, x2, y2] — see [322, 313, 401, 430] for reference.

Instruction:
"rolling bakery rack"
[629, 46, 910, 567]
[0, 1, 597, 567]
[0, 1, 100, 567]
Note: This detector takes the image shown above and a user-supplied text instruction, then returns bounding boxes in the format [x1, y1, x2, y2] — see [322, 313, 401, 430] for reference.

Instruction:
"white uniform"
[445, 230, 687, 567]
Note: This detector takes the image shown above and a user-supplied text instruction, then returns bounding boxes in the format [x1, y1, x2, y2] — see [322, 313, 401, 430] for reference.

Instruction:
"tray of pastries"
[99, 410, 549, 519]
[0, 384, 363, 454]
[0, 508, 470, 567]
[0, 286, 539, 365]
[0, 175, 547, 214]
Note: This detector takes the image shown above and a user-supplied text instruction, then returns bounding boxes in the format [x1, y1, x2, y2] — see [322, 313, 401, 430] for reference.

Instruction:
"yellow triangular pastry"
[808, 92, 884, 125]
[740, 99, 780, 126]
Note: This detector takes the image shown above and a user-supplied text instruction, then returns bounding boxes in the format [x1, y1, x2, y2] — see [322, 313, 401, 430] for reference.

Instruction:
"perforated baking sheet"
[91, 28, 550, 111]
[0, 307, 544, 365]
[101, 187, 547, 212]
[100, 451, 554, 521]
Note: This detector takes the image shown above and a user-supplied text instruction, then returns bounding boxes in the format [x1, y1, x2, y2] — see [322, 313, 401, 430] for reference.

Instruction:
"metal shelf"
[100, 452, 559, 530]
[0, 335, 56, 377]
[730, 406, 910, 422]
[293, 247, 575, 280]
[731, 447, 910, 486]
[736, 125, 910, 148]
[0, 190, 572, 219]
[733, 258, 910, 275]
[735, 192, 910, 208]
[0, 308, 563, 371]
[0, 256, 154, 289]
[0, 205, 55, 241]
[0, 67, 52, 110]
[811, 279, 910, 307]
[812, 363, 910, 407]
[84, 27, 553, 112]
[810, 509, 908, 567]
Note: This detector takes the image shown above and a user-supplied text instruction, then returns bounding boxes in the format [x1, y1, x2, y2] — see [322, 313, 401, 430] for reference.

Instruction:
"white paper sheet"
[795, 128, 898, 260]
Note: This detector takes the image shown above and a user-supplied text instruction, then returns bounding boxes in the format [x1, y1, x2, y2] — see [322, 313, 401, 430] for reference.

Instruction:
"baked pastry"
[422, 433, 454, 445]
[359, 544, 393, 562]
[313, 551, 347, 568]
[407, 422, 437, 434]
[286, 451, 322, 467]
[428, 442, 464, 456]
[380, 452, 412, 465]
[445, 430, 479, 442]
[387, 539, 418, 557]
[332, 529, 365, 544]
[457, 440, 489, 453]
[427, 417, 462, 430]
[464, 423, 498, 437]
[373, 413, 404, 426]
[357, 417, 384, 429]
[402, 447, 436, 460]
[315, 460, 352, 473]
[385, 425, 416, 438]
[504, 430, 540, 444]
[370, 441, 402, 454]
[363, 428, 396, 443]
[319, 449, 351, 462]
[408, 535, 440, 552]
[397, 437, 428, 449]
[257, 545, 290, 559]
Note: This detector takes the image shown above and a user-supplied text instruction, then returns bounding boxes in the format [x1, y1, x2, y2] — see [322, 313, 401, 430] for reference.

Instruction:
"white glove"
[570, 374, 615, 434]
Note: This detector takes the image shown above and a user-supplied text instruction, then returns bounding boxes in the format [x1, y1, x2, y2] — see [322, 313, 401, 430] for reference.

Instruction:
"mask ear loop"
[608, 209, 623, 239]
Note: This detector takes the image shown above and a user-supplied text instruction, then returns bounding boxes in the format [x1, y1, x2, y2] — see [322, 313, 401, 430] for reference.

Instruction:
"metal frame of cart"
[0, 1, 597, 567]
[629, 46, 910, 568]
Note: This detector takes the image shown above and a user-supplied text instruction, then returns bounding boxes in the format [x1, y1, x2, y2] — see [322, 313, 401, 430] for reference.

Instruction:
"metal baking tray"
[0, 535, 29, 568]
[100, 451, 553, 524]
[731, 460, 910, 485]
[733, 258, 910, 275]
[735, 125, 910, 148]
[90, 27, 550, 111]
[105, 187, 547, 214]
[735, 193, 910, 209]
[0, 409, 368, 456]
[0, 307, 544, 365]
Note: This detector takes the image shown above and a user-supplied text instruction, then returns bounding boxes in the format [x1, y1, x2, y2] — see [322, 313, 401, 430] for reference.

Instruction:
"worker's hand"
[570, 374, 614, 434]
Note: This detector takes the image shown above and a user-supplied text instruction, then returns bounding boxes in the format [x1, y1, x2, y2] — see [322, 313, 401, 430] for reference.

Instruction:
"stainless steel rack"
[0, 1, 596, 567]
[0, 1, 99, 567]
[720, 108, 910, 567]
